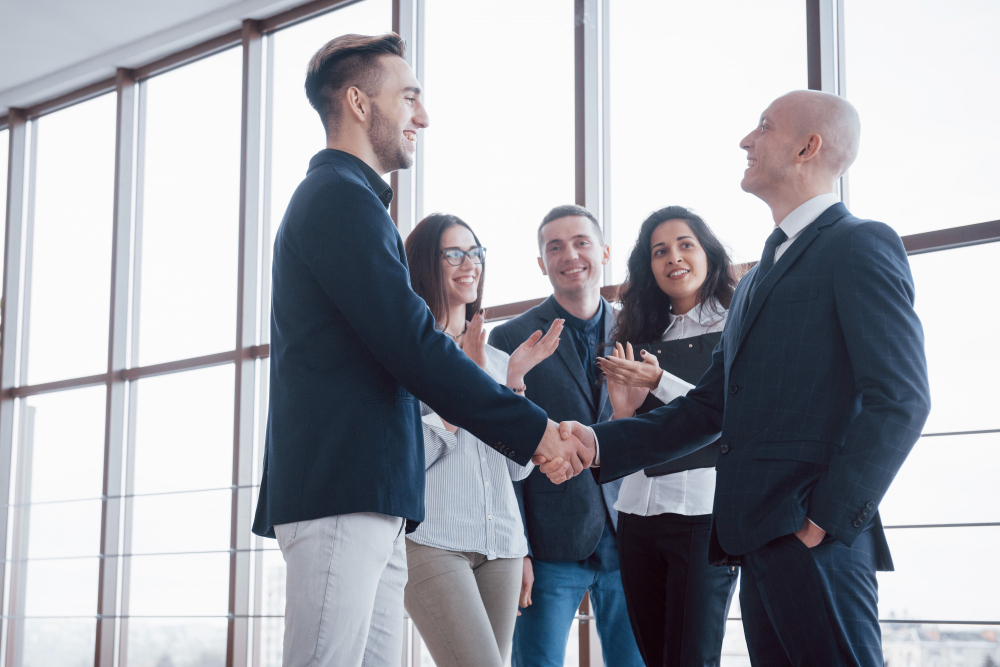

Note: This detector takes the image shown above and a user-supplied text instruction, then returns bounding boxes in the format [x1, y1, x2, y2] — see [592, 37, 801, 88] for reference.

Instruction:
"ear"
[345, 86, 369, 124]
[537, 256, 547, 276]
[796, 133, 823, 163]
[600, 244, 611, 266]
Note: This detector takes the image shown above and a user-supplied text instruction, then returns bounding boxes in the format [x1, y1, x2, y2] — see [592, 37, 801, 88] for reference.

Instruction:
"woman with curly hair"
[596, 206, 739, 667]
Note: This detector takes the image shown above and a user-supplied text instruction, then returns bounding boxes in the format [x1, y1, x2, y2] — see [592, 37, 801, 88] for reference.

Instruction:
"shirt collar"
[552, 297, 603, 331]
[776, 192, 841, 242]
[665, 298, 726, 334]
[315, 149, 394, 208]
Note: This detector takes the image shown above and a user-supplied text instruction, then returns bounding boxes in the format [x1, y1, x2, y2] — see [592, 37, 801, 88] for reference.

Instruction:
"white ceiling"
[0, 0, 313, 116]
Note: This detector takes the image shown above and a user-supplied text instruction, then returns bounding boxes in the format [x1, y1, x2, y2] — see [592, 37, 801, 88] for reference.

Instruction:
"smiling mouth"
[562, 267, 587, 276]
[455, 277, 475, 285]
[667, 269, 690, 279]
[746, 157, 757, 168]
[403, 130, 417, 143]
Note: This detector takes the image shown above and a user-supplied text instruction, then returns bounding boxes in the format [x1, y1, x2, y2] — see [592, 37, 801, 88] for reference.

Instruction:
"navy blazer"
[252, 150, 548, 538]
[490, 296, 621, 562]
[592, 204, 930, 571]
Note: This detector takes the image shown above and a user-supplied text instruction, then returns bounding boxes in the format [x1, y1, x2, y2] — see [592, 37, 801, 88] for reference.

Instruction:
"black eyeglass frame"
[441, 246, 487, 266]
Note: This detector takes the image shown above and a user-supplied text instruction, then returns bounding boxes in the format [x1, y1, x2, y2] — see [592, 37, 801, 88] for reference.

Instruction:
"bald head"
[777, 90, 861, 178]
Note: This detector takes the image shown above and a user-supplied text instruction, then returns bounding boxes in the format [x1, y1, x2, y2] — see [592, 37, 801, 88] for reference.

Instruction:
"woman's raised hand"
[456, 310, 488, 370]
[507, 319, 564, 388]
[603, 343, 651, 419]
[597, 342, 664, 390]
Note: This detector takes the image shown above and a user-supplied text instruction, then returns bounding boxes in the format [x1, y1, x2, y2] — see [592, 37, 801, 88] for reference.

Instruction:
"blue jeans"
[512, 557, 643, 667]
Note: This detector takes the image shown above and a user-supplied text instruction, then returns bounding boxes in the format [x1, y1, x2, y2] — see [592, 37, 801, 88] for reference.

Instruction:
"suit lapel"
[540, 297, 595, 409]
[733, 203, 849, 362]
[596, 299, 614, 420]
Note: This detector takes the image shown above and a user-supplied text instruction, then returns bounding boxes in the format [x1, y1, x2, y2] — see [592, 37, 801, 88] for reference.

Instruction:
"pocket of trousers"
[274, 521, 300, 551]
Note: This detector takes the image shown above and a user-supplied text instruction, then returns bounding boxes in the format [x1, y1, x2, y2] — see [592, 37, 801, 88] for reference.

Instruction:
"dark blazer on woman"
[252, 150, 548, 538]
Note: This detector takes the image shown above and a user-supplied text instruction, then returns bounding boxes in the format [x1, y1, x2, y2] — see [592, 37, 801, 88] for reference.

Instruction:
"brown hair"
[537, 204, 604, 252]
[404, 214, 485, 331]
[304, 33, 406, 136]
[612, 206, 735, 346]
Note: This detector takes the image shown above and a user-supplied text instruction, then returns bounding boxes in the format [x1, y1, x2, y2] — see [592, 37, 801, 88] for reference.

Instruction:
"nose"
[740, 129, 754, 151]
[413, 99, 429, 129]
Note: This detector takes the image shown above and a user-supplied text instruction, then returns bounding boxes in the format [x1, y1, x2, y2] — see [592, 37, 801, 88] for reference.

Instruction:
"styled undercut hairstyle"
[304, 33, 406, 137]
[405, 213, 485, 332]
[612, 206, 735, 346]
[537, 204, 605, 252]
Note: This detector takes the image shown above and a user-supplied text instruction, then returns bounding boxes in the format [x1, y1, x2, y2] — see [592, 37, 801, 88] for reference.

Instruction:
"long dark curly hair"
[611, 206, 735, 346]
[404, 213, 485, 331]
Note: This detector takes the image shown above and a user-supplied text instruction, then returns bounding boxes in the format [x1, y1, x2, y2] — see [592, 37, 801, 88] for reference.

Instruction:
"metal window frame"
[0, 1, 999, 666]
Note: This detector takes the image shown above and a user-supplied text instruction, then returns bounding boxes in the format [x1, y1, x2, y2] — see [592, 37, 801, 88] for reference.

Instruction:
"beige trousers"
[404, 540, 522, 667]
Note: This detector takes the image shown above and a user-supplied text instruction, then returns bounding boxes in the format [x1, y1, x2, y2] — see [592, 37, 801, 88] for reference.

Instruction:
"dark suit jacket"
[592, 204, 930, 571]
[490, 296, 622, 562]
[252, 150, 548, 538]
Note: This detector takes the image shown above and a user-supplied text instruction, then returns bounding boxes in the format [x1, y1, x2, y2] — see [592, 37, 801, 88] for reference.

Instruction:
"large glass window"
[422, 0, 575, 307]
[2, 3, 997, 666]
[10, 386, 107, 667]
[138, 48, 242, 366]
[124, 364, 235, 665]
[845, 0, 1000, 236]
[608, 0, 807, 279]
[27, 94, 116, 384]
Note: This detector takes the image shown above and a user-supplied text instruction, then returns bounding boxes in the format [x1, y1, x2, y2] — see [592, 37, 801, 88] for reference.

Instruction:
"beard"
[368, 102, 412, 173]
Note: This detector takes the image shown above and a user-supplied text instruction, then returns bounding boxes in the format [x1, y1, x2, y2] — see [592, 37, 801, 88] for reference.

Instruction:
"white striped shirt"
[407, 344, 534, 559]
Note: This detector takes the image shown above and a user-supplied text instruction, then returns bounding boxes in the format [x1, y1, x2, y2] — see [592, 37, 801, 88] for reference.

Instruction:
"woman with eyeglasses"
[401, 213, 564, 667]
[596, 206, 739, 667]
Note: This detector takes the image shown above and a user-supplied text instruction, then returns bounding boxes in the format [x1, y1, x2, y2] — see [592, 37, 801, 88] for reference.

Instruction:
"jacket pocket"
[772, 285, 819, 303]
[751, 440, 838, 465]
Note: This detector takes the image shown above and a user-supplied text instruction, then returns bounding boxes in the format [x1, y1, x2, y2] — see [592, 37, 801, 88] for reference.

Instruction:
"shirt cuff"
[589, 426, 600, 467]
[808, 518, 826, 532]
[651, 370, 696, 404]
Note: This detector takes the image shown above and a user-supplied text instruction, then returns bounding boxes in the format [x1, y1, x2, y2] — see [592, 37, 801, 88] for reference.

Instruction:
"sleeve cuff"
[651, 370, 695, 404]
[590, 426, 600, 467]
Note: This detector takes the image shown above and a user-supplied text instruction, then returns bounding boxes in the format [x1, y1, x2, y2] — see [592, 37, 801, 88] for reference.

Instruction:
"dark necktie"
[752, 226, 789, 289]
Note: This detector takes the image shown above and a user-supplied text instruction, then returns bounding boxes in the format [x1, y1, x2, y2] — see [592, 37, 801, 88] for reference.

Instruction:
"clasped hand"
[531, 420, 597, 485]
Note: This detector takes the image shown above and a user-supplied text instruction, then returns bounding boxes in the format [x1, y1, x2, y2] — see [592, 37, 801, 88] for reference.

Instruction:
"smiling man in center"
[489, 205, 643, 667]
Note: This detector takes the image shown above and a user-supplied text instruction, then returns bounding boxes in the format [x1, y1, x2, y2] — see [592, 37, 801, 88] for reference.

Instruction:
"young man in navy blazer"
[490, 206, 642, 667]
[251, 34, 591, 667]
[552, 91, 931, 665]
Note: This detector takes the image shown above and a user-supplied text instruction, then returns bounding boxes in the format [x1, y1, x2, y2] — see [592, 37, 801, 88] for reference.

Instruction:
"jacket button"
[853, 519, 862, 528]
[729, 383, 739, 394]
[865, 501, 875, 510]
[719, 442, 730, 454]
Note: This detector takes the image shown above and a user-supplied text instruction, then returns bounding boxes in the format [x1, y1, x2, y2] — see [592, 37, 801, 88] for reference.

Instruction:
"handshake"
[530, 420, 597, 484]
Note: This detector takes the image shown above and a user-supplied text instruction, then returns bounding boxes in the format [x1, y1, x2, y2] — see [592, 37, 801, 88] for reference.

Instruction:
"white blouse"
[613, 300, 728, 517]
[407, 344, 534, 559]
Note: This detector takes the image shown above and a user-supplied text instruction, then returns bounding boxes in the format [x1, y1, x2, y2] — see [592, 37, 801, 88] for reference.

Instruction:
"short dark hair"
[612, 206, 735, 346]
[304, 33, 406, 136]
[404, 213, 485, 331]
[537, 204, 604, 251]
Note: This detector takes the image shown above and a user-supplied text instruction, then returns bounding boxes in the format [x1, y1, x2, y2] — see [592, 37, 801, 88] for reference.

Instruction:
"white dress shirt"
[613, 300, 728, 517]
[773, 192, 840, 263]
[408, 344, 533, 559]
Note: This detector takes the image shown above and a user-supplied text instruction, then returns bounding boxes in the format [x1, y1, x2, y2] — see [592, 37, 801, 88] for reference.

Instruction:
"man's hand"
[516, 557, 534, 616]
[596, 342, 664, 390]
[507, 319, 563, 388]
[531, 420, 593, 481]
[534, 421, 596, 484]
[456, 310, 487, 370]
[794, 517, 826, 548]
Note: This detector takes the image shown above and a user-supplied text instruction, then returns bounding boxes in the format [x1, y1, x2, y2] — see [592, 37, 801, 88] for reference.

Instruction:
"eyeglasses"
[441, 246, 487, 266]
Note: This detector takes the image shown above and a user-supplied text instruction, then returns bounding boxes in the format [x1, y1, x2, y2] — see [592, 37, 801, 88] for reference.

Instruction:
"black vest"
[633, 331, 722, 477]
